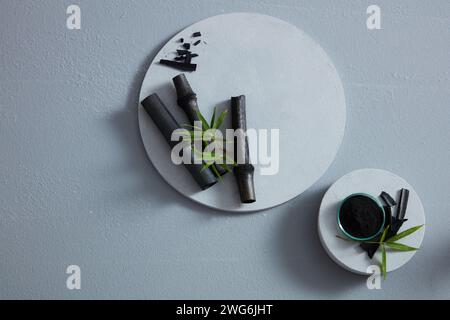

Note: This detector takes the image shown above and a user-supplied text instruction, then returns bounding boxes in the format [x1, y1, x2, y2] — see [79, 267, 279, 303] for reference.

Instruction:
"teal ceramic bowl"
[337, 193, 386, 241]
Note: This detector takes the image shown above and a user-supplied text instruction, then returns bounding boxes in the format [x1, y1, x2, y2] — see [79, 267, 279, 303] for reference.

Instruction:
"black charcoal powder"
[339, 195, 384, 238]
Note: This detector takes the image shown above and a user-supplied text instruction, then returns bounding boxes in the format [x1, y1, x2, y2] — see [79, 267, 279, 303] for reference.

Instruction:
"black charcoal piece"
[183, 43, 191, 50]
[388, 188, 410, 236]
[179, 38, 184, 43]
[185, 52, 192, 64]
[193, 40, 201, 46]
[174, 55, 186, 61]
[191, 54, 199, 58]
[192, 31, 201, 37]
[381, 191, 397, 207]
[390, 217, 408, 239]
[177, 49, 190, 55]
[231, 95, 256, 203]
[172, 74, 227, 177]
[159, 59, 197, 72]
[360, 205, 393, 258]
[397, 188, 409, 220]
[385, 205, 393, 229]
[141, 94, 217, 190]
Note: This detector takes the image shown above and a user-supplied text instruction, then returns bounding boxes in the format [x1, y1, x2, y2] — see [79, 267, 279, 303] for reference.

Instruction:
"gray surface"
[0, 0, 449, 299]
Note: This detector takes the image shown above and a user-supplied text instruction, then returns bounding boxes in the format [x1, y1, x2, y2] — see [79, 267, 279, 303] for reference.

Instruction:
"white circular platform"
[318, 169, 426, 275]
[139, 13, 346, 212]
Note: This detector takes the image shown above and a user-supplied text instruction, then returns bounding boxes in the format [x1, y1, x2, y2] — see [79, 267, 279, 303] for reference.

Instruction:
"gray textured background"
[0, 0, 449, 299]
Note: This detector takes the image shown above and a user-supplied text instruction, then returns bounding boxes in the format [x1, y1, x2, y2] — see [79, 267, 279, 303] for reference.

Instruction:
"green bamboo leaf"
[192, 148, 204, 157]
[203, 129, 218, 142]
[179, 131, 205, 142]
[213, 110, 228, 129]
[213, 154, 225, 161]
[211, 165, 222, 180]
[202, 132, 212, 141]
[381, 244, 387, 279]
[200, 163, 213, 172]
[182, 124, 203, 130]
[380, 225, 390, 243]
[210, 107, 216, 128]
[193, 135, 208, 141]
[336, 235, 352, 242]
[385, 242, 419, 251]
[196, 111, 210, 130]
[386, 225, 424, 243]
[201, 151, 216, 159]
[181, 128, 205, 141]
[203, 157, 216, 163]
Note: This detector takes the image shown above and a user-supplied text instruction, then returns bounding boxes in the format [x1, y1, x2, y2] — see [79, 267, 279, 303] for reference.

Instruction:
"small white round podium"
[318, 169, 426, 275]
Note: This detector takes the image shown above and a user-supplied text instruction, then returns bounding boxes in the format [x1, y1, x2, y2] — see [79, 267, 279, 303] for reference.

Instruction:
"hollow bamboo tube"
[231, 95, 256, 204]
[141, 93, 217, 190]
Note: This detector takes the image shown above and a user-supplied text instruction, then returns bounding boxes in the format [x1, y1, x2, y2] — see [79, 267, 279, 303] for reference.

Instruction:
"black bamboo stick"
[381, 191, 397, 207]
[141, 93, 217, 190]
[231, 95, 256, 204]
[172, 73, 227, 176]
[397, 188, 409, 221]
[389, 188, 409, 236]
[173, 74, 200, 124]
